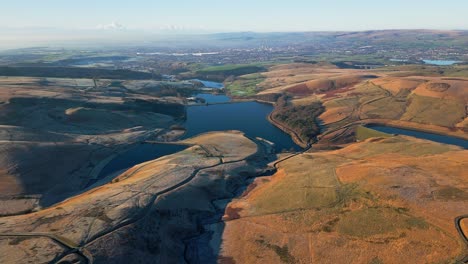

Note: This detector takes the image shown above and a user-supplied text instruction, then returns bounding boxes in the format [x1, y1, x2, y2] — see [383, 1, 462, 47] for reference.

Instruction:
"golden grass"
[221, 136, 467, 263]
[401, 94, 465, 127]
[336, 207, 428, 238]
[371, 77, 423, 95]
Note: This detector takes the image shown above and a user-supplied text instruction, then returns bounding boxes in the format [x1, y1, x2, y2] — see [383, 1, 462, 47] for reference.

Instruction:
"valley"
[0, 30, 467, 264]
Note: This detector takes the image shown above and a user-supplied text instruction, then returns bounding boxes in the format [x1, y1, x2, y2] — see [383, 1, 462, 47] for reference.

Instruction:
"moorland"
[0, 30, 466, 263]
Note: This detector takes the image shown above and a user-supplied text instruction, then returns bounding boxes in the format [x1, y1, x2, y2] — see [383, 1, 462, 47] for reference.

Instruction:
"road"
[455, 215, 468, 263]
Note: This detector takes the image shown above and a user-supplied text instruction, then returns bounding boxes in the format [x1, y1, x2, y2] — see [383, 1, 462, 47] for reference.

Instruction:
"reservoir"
[423, 60, 461, 66]
[367, 125, 468, 149]
[184, 101, 301, 152]
[96, 90, 300, 181]
[193, 79, 225, 89]
[96, 81, 300, 182]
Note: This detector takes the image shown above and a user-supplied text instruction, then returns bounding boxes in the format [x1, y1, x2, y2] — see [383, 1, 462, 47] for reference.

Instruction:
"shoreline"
[186, 91, 467, 150]
[363, 120, 468, 141]
[319, 119, 468, 143]
[267, 107, 309, 149]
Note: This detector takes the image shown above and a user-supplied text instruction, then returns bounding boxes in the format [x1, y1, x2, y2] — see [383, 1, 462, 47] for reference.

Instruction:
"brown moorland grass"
[220, 136, 467, 263]
[401, 94, 465, 127]
[247, 65, 467, 137]
[370, 77, 423, 95]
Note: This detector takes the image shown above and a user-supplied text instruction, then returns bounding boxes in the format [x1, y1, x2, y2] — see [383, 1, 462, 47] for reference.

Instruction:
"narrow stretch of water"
[192, 79, 225, 89]
[367, 125, 468, 149]
[423, 60, 461, 66]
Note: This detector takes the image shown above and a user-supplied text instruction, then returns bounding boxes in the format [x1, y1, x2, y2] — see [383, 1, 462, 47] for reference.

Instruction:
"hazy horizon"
[1, 0, 468, 50]
[2, 0, 468, 31]
[1, 28, 467, 51]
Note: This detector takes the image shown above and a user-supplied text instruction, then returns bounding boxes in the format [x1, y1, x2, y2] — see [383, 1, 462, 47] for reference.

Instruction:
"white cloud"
[96, 22, 126, 30]
[153, 24, 211, 34]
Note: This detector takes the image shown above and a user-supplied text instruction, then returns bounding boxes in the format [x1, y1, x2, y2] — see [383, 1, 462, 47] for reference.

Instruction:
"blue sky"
[1, 0, 467, 31]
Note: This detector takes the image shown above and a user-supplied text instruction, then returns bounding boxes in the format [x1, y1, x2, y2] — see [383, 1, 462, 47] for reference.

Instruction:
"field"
[226, 73, 266, 96]
[355, 126, 391, 141]
[222, 62, 468, 144]
[401, 94, 465, 127]
[219, 136, 468, 263]
[183, 63, 267, 82]
[197, 64, 265, 75]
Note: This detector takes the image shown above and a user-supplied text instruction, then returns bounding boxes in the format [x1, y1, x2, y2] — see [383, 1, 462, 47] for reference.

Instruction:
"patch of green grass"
[356, 126, 392, 141]
[226, 75, 266, 96]
[240, 72, 264, 80]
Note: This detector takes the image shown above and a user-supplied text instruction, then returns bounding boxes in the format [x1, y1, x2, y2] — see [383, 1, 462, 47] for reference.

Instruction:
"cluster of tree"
[273, 95, 324, 143]
[147, 86, 198, 98]
[253, 93, 282, 102]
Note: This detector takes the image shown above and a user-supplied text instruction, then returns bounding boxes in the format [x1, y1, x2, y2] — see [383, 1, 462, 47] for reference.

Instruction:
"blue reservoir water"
[367, 125, 468, 149]
[423, 60, 461, 66]
[193, 79, 225, 89]
[184, 102, 301, 152]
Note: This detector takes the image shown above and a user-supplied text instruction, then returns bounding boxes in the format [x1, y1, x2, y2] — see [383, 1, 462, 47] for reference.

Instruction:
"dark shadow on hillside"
[183, 144, 277, 263]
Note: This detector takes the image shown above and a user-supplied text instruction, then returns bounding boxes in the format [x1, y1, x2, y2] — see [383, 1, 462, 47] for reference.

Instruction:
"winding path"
[455, 215, 468, 263]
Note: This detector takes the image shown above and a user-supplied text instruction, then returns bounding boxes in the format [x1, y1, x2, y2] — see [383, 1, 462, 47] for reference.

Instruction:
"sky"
[1, 0, 467, 32]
